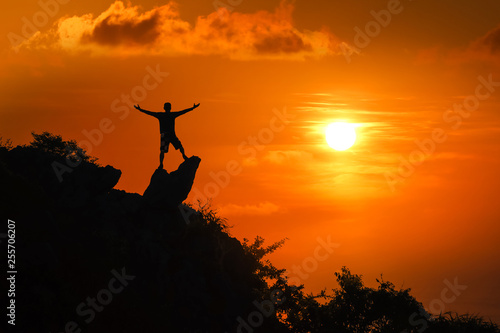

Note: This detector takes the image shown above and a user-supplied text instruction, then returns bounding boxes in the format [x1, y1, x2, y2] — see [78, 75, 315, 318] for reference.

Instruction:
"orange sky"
[2, 0, 500, 323]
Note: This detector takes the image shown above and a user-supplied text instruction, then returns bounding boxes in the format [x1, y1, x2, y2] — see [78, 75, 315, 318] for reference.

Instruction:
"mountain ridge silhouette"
[0, 138, 265, 332]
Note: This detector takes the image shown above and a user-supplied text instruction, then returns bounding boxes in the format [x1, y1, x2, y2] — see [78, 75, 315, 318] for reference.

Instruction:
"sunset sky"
[2, 0, 500, 322]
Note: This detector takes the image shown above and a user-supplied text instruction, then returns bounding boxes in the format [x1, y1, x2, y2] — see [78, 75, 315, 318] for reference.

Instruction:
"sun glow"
[325, 122, 357, 151]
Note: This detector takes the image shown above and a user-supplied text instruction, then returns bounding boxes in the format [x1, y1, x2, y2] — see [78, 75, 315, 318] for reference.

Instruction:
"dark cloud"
[82, 12, 160, 46]
[481, 26, 500, 54]
[254, 32, 313, 54]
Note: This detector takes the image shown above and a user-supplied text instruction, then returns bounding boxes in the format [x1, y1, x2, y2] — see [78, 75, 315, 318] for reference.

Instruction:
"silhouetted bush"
[29, 131, 98, 164]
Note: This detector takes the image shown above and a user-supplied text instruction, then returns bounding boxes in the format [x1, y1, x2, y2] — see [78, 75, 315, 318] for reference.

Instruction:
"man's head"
[163, 102, 171, 112]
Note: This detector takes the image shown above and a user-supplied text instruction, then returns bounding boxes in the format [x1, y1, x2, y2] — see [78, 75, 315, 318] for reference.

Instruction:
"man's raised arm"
[174, 103, 200, 117]
[134, 104, 157, 116]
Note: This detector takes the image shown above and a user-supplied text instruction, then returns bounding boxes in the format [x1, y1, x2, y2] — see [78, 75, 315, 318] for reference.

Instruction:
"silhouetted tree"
[0, 136, 13, 150]
[426, 312, 500, 333]
[29, 131, 97, 164]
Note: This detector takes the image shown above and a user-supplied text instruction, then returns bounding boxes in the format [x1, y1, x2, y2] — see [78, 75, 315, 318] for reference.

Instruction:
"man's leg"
[159, 151, 165, 169]
[173, 136, 188, 160]
[159, 133, 166, 169]
[179, 144, 188, 160]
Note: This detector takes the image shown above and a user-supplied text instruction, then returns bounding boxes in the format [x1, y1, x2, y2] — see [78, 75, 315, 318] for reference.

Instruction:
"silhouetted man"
[135, 102, 200, 169]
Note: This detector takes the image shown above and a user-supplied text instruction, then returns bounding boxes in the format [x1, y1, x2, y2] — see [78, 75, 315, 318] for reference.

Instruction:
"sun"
[325, 122, 357, 151]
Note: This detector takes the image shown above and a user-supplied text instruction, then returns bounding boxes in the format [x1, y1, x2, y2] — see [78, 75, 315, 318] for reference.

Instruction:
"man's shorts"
[160, 133, 182, 152]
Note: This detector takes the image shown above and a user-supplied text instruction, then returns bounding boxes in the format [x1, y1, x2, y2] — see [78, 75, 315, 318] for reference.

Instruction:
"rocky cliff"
[0, 146, 270, 333]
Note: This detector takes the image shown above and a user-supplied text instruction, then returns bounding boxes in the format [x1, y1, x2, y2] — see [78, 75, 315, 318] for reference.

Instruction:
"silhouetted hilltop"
[0, 140, 269, 332]
[1, 133, 499, 333]
[144, 156, 201, 210]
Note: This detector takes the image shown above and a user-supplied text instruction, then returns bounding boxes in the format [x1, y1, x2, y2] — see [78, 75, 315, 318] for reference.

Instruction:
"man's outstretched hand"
[193, 103, 200, 109]
[134, 104, 142, 111]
